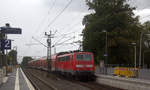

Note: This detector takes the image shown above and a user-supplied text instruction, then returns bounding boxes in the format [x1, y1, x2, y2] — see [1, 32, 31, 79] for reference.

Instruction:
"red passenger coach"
[51, 55, 57, 71]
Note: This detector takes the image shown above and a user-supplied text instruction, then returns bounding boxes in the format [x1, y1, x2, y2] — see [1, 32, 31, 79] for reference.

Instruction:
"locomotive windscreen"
[76, 54, 92, 61]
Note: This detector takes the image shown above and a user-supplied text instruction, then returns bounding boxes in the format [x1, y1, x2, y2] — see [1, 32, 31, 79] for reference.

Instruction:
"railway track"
[23, 68, 124, 90]
[62, 75, 124, 90]
[23, 68, 56, 90]
[71, 81, 123, 90]
[23, 69, 40, 90]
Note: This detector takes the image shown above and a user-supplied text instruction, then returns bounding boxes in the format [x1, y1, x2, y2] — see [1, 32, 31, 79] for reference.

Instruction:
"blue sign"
[0, 27, 22, 34]
[0, 39, 11, 50]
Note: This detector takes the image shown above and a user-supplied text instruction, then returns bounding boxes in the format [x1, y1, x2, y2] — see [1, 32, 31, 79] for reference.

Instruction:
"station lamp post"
[142, 39, 150, 68]
[142, 51, 146, 68]
[139, 32, 150, 68]
[129, 43, 137, 68]
[13, 46, 17, 65]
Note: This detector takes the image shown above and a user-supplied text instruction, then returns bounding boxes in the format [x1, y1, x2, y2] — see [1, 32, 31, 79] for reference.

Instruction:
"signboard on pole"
[0, 27, 22, 34]
[0, 39, 11, 50]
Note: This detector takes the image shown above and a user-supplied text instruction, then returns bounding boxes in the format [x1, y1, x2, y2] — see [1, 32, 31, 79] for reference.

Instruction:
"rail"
[23, 68, 57, 90]
[22, 68, 40, 90]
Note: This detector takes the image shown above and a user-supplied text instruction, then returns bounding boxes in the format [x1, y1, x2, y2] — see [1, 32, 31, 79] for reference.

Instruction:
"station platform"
[96, 74, 150, 90]
[0, 68, 35, 90]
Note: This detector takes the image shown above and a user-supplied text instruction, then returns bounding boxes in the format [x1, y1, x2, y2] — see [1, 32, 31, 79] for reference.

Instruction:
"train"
[28, 51, 96, 80]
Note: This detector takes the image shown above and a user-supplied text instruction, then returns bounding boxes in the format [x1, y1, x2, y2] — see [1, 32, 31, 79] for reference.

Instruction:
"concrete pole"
[47, 34, 51, 72]
[143, 51, 145, 68]
[104, 30, 108, 75]
[45, 31, 53, 73]
[6, 50, 8, 76]
[134, 45, 136, 68]
[106, 31, 108, 66]
[139, 32, 143, 68]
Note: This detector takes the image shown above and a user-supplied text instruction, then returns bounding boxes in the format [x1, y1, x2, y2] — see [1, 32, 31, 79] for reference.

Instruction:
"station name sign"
[0, 27, 22, 34]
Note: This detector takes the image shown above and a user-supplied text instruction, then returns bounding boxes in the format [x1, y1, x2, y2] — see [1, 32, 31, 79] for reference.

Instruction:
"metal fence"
[96, 66, 150, 80]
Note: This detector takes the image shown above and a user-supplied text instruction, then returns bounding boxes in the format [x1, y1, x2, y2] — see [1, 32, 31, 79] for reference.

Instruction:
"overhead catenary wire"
[21, 1, 150, 60]
[32, 37, 47, 48]
[55, 12, 84, 35]
[52, 36, 75, 47]
[23, 0, 84, 57]
[25, 43, 42, 46]
[47, 0, 73, 27]
[53, 11, 83, 32]
[53, 34, 68, 45]
[53, 42, 78, 48]
[36, 5, 84, 42]
[33, 0, 57, 36]
[36, 0, 73, 42]
[54, 19, 82, 36]
[23, 0, 57, 57]
[37, 20, 81, 47]
[39, 0, 73, 36]
[41, 17, 81, 41]
[52, 25, 83, 48]
[51, 17, 83, 44]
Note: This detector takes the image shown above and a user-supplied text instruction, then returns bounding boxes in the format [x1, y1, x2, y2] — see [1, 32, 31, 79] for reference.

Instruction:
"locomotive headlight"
[76, 65, 84, 68]
[86, 65, 93, 68]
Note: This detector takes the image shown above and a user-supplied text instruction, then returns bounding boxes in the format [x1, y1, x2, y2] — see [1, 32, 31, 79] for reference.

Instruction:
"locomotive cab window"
[66, 56, 70, 61]
[76, 54, 92, 61]
[58, 56, 70, 61]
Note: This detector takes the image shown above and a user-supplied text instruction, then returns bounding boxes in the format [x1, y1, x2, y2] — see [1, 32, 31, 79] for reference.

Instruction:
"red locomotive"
[28, 51, 95, 80]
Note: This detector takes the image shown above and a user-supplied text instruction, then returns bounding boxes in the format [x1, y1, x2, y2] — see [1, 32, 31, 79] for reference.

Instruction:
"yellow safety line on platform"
[20, 68, 35, 90]
[15, 68, 20, 90]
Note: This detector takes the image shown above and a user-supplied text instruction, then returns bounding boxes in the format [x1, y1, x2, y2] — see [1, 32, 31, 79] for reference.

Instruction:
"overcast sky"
[0, 0, 150, 63]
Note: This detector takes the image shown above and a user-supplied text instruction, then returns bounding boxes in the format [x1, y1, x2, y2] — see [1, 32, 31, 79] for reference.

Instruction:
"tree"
[21, 56, 33, 66]
[8, 50, 17, 65]
[142, 21, 150, 31]
[82, 0, 142, 65]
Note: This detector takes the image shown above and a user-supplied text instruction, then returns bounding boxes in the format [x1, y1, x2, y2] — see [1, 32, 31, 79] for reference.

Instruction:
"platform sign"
[0, 27, 22, 34]
[0, 39, 11, 50]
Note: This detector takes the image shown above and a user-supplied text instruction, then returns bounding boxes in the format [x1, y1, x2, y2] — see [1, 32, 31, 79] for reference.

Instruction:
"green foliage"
[142, 21, 150, 31]
[21, 56, 33, 66]
[83, 0, 142, 65]
[8, 50, 17, 65]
